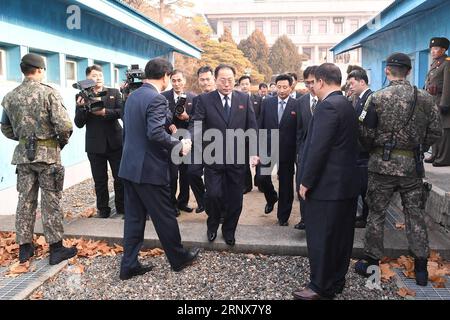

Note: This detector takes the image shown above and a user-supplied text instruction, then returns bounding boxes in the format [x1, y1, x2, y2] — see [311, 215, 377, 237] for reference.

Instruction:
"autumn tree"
[268, 35, 303, 76]
[200, 39, 264, 84]
[238, 30, 273, 82]
[218, 27, 235, 44]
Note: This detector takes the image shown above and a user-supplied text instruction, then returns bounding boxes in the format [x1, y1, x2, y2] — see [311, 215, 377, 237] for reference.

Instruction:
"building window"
[65, 60, 77, 82]
[223, 20, 232, 33]
[302, 47, 313, 60]
[271, 20, 279, 35]
[334, 23, 343, 34]
[286, 20, 296, 35]
[239, 21, 248, 36]
[319, 20, 328, 34]
[114, 67, 120, 89]
[0, 48, 5, 80]
[319, 47, 329, 62]
[350, 19, 359, 31]
[302, 20, 311, 34]
[255, 20, 264, 32]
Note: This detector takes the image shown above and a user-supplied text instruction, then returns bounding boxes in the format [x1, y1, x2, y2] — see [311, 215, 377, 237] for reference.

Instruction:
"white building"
[203, 0, 393, 69]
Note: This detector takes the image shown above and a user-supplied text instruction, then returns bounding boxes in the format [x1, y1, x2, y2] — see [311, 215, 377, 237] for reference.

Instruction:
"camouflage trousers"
[364, 172, 430, 260]
[15, 163, 65, 245]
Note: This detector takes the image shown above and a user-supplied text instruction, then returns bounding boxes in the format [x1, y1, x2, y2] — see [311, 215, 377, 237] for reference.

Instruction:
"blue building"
[332, 0, 449, 90]
[0, 0, 201, 196]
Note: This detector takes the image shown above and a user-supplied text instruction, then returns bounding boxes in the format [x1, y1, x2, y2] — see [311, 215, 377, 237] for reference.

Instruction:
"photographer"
[162, 70, 196, 215]
[74, 64, 124, 218]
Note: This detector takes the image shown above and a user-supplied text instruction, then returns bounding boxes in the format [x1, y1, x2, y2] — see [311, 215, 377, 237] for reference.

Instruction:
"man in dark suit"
[295, 66, 319, 230]
[187, 66, 217, 214]
[294, 63, 360, 300]
[257, 74, 299, 226]
[239, 75, 262, 194]
[348, 69, 373, 228]
[162, 70, 197, 216]
[288, 72, 303, 100]
[118, 58, 199, 280]
[189, 64, 258, 246]
[258, 83, 269, 101]
[269, 83, 277, 97]
[75, 64, 124, 218]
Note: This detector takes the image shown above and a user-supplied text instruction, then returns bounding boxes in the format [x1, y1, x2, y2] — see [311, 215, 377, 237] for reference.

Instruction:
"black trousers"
[169, 162, 190, 208]
[305, 197, 357, 298]
[87, 147, 124, 214]
[358, 165, 369, 220]
[120, 180, 190, 272]
[257, 161, 295, 223]
[187, 164, 205, 208]
[204, 166, 244, 240]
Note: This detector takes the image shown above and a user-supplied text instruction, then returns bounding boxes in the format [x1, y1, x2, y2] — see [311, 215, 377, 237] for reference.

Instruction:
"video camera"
[73, 79, 106, 112]
[121, 64, 144, 98]
[174, 93, 187, 117]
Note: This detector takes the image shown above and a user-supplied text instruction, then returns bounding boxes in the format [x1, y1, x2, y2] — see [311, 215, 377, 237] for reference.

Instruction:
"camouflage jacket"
[359, 80, 442, 177]
[1, 78, 73, 165]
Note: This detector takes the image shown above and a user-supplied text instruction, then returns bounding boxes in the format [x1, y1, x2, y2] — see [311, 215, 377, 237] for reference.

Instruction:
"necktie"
[278, 100, 285, 124]
[224, 95, 231, 120]
[311, 99, 317, 115]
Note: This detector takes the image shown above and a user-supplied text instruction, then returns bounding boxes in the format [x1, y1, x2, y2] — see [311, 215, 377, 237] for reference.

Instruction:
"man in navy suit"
[257, 74, 300, 226]
[294, 63, 360, 300]
[347, 69, 373, 228]
[189, 64, 258, 246]
[295, 66, 319, 230]
[119, 58, 199, 280]
[162, 70, 197, 215]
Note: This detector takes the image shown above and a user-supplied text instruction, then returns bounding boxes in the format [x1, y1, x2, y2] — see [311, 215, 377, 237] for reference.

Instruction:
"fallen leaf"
[30, 291, 43, 300]
[81, 208, 96, 218]
[429, 251, 442, 263]
[36, 236, 46, 247]
[68, 263, 85, 274]
[7, 261, 30, 276]
[380, 263, 396, 282]
[397, 287, 416, 298]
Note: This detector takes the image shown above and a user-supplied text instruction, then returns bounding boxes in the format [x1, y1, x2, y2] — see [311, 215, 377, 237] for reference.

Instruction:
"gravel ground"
[35, 251, 402, 300]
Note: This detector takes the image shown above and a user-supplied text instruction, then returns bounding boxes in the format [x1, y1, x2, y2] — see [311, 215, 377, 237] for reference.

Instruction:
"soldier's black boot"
[19, 243, 35, 263]
[414, 258, 428, 286]
[49, 241, 77, 265]
[355, 256, 379, 277]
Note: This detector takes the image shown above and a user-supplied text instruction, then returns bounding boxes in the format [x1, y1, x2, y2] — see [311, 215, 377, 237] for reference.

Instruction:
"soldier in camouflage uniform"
[0, 53, 77, 265]
[424, 37, 450, 166]
[355, 53, 442, 286]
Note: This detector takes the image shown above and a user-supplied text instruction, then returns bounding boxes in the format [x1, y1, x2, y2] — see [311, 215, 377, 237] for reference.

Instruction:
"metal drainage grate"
[0, 258, 51, 300]
[395, 269, 450, 300]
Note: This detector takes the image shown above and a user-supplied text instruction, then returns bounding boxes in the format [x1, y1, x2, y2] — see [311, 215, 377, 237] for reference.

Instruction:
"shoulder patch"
[40, 83, 55, 90]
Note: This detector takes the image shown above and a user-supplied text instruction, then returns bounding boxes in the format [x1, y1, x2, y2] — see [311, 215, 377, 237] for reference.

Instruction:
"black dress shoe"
[119, 264, 154, 280]
[424, 156, 435, 163]
[279, 220, 289, 226]
[225, 238, 235, 246]
[97, 211, 110, 219]
[175, 208, 180, 217]
[432, 162, 449, 167]
[294, 221, 305, 230]
[195, 205, 205, 214]
[264, 198, 278, 214]
[178, 205, 193, 213]
[292, 288, 327, 300]
[207, 231, 217, 242]
[173, 248, 200, 272]
[243, 186, 252, 194]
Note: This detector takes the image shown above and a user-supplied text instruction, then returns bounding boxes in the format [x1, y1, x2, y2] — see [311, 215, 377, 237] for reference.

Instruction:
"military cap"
[429, 37, 449, 50]
[386, 52, 412, 69]
[21, 53, 46, 69]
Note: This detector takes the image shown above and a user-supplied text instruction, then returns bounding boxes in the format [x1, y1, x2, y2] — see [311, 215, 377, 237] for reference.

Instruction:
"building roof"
[203, 0, 392, 15]
[331, 0, 446, 55]
[74, 0, 202, 58]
